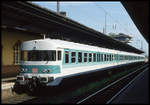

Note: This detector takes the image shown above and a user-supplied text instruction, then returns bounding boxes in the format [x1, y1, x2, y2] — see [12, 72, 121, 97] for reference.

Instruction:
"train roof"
[22, 38, 144, 57]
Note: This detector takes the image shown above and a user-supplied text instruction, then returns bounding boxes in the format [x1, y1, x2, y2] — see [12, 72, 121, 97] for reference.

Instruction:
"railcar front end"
[15, 39, 63, 91]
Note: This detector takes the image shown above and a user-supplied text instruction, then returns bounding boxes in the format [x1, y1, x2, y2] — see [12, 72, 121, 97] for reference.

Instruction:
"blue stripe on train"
[20, 65, 60, 74]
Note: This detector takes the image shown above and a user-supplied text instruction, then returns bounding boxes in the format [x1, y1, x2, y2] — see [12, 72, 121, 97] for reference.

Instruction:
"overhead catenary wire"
[93, 2, 129, 35]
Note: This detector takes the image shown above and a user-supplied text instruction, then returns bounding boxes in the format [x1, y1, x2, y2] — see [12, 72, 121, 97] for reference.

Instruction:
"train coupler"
[26, 77, 41, 93]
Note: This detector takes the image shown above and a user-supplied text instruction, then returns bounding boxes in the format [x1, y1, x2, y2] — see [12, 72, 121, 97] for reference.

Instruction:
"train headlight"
[43, 69, 47, 73]
[47, 69, 50, 73]
[20, 68, 24, 73]
[24, 68, 28, 72]
[42, 69, 50, 73]
[20, 68, 27, 73]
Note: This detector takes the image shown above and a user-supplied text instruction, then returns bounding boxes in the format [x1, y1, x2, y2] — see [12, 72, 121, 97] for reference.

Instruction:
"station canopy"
[121, 1, 149, 43]
[2, 1, 144, 54]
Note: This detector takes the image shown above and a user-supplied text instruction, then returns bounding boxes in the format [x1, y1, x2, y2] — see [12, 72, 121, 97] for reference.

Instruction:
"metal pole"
[141, 41, 143, 50]
[57, 1, 60, 14]
[43, 34, 46, 39]
[105, 13, 107, 34]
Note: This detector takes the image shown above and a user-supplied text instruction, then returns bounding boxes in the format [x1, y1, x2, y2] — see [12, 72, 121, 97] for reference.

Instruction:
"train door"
[56, 49, 63, 72]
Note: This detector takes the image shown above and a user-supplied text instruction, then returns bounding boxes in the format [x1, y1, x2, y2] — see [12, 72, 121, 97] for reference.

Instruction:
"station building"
[1, 27, 42, 77]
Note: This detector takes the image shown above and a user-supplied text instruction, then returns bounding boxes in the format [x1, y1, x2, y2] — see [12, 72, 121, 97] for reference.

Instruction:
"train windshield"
[21, 50, 56, 61]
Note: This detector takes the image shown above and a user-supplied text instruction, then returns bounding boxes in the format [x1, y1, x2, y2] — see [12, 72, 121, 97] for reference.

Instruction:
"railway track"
[2, 63, 148, 104]
[75, 64, 149, 104]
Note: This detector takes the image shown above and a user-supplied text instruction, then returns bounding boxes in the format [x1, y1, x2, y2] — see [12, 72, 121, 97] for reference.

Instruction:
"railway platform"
[1, 77, 16, 90]
[111, 68, 149, 104]
[1, 77, 16, 101]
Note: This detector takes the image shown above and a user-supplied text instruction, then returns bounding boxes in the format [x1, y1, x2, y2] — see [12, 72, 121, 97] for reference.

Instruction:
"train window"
[65, 51, 69, 63]
[58, 51, 61, 60]
[107, 54, 109, 61]
[97, 54, 100, 62]
[120, 55, 122, 60]
[91, 53, 93, 62]
[101, 54, 103, 61]
[71, 52, 76, 63]
[21, 50, 56, 61]
[93, 53, 96, 62]
[99, 54, 101, 61]
[78, 52, 82, 63]
[50, 51, 56, 61]
[104, 54, 106, 61]
[89, 53, 92, 62]
[99, 54, 101, 62]
[109, 54, 111, 61]
[97, 54, 99, 62]
[84, 53, 87, 62]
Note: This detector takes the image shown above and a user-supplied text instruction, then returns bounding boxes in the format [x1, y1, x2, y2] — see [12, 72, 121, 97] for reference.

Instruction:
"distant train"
[16, 38, 145, 91]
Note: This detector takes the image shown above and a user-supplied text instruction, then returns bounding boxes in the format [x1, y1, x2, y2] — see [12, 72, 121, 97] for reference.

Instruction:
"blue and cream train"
[16, 38, 145, 88]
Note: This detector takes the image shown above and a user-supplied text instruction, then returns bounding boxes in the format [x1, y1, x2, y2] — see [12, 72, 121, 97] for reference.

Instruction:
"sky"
[32, 1, 149, 56]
